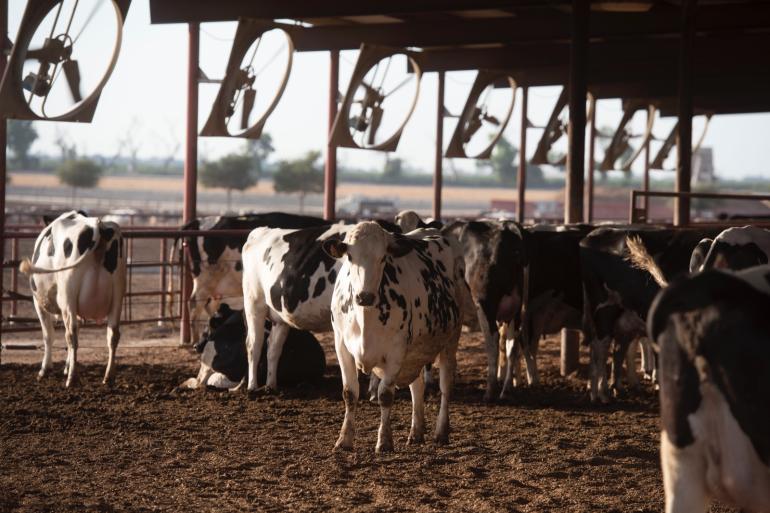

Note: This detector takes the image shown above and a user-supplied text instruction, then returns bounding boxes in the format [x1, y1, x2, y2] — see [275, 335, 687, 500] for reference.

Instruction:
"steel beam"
[675, 0, 696, 227]
[565, 0, 588, 225]
[433, 72, 445, 221]
[324, 51, 339, 221]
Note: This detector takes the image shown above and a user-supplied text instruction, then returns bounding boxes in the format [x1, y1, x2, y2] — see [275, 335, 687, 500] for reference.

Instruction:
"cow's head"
[395, 210, 422, 233]
[689, 238, 713, 273]
[323, 221, 414, 308]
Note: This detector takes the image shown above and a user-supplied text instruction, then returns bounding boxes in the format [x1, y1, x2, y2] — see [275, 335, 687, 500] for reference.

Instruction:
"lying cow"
[241, 224, 353, 392]
[20, 211, 127, 387]
[443, 220, 528, 401]
[649, 266, 770, 512]
[324, 222, 468, 452]
[176, 212, 329, 342]
[182, 303, 325, 390]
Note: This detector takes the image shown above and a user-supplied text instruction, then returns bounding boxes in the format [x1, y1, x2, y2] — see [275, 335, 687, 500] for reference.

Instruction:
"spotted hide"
[241, 223, 352, 392]
[175, 212, 329, 342]
[649, 266, 770, 513]
[181, 303, 325, 390]
[442, 219, 528, 401]
[21, 211, 127, 387]
[325, 222, 468, 453]
[698, 225, 770, 271]
[579, 226, 722, 403]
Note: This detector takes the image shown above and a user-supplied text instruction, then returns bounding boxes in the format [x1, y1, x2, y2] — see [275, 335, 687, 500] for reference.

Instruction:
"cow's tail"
[20, 229, 100, 275]
[625, 236, 668, 288]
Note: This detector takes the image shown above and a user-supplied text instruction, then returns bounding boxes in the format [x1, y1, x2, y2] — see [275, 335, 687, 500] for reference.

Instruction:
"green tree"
[200, 153, 257, 211]
[56, 158, 103, 201]
[7, 120, 38, 168]
[273, 151, 324, 213]
[484, 136, 546, 187]
[245, 133, 274, 176]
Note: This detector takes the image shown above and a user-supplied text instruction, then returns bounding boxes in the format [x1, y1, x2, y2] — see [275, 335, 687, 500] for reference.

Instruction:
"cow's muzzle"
[355, 292, 376, 307]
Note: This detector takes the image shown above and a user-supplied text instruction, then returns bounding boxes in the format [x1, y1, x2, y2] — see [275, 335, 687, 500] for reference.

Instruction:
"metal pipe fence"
[0, 227, 253, 343]
[629, 189, 770, 225]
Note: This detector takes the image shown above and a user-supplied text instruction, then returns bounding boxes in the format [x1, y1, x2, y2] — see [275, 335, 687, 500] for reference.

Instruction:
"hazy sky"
[8, 0, 770, 179]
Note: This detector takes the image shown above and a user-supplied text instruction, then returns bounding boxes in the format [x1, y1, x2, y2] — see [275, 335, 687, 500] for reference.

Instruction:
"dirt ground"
[0, 325, 739, 513]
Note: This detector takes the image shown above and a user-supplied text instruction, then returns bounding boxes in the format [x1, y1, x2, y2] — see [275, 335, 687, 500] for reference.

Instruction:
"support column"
[433, 71, 445, 221]
[565, 0, 589, 224]
[0, 0, 8, 345]
[324, 50, 339, 221]
[643, 115, 651, 218]
[180, 22, 199, 345]
[517, 87, 528, 223]
[585, 94, 596, 224]
[675, 0, 696, 227]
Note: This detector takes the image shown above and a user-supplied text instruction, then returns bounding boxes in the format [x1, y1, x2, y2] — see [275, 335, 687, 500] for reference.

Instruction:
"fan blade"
[241, 89, 256, 130]
[442, 106, 457, 118]
[62, 59, 83, 103]
[483, 114, 501, 126]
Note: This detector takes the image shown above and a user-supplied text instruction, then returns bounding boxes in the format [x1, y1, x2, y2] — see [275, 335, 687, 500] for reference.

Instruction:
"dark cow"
[175, 212, 329, 341]
[580, 226, 722, 403]
[649, 266, 770, 512]
[325, 222, 469, 452]
[181, 303, 325, 389]
[499, 224, 593, 397]
[241, 224, 354, 392]
[21, 211, 127, 387]
[442, 219, 528, 401]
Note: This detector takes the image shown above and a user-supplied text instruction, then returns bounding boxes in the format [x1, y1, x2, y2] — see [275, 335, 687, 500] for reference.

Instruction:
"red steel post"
[433, 71, 445, 221]
[324, 50, 339, 221]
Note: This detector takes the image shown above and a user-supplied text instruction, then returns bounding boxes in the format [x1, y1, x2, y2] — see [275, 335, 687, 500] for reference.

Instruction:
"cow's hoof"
[434, 433, 450, 446]
[407, 432, 425, 445]
[375, 441, 394, 454]
[246, 389, 260, 400]
[483, 390, 496, 403]
[65, 377, 79, 388]
[334, 439, 353, 452]
[102, 377, 115, 387]
[37, 370, 49, 381]
[263, 386, 279, 396]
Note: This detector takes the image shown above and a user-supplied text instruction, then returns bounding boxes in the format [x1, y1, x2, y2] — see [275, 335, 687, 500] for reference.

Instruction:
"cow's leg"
[497, 323, 507, 381]
[611, 336, 632, 396]
[33, 300, 55, 380]
[62, 310, 79, 388]
[589, 336, 611, 403]
[103, 280, 124, 386]
[376, 370, 398, 454]
[476, 303, 499, 402]
[660, 430, 708, 513]
[243, 294, 267, 392]
[423, 364, 435, 392]
[407, 373, 425, 445]
[435, 341, 457, 445]
[522, 336, 540, 386]
[640, 337, 656, 382]
[624, 339, 640, 389]
[500, 321, 520, 398]
[334, 331, 358, 451]
[265, 322, 290, 392]
[188, 279, 209, 344]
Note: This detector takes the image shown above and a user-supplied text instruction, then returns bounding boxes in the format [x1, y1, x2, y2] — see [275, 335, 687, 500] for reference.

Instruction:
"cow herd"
[16, 210, 770, 513]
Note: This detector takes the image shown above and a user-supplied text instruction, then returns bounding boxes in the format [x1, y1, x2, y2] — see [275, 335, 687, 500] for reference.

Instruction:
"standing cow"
[324, 222, 468, 452]
[442, 219, 528, 401]
[20, 211, 127, 387]
[241, 224, 352, 392]
[649, 266, 770, 513]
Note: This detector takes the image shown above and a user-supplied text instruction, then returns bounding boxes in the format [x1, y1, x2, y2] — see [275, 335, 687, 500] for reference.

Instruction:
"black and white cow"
[499, 225, 593, 397]
[580, 226, 722, 403]
[177, 212, 329, 342]
[241, 224, 353, 392]
[442, 220, 528, 401]
[649, 266, 770, 512]
[395, 210, 443, 233]
[181, 303, 326, 390]
[20, 211, 127, 387]
[324, 222, 468, 452]
[698, 225, 770, 271]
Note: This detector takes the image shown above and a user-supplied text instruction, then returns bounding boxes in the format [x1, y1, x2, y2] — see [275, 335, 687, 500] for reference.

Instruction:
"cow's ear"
[387, 237, 414, 258]
[323, 239, 348, 259]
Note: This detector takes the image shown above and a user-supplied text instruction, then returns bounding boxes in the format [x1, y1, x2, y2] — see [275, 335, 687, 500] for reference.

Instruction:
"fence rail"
[629, 190, 770, 224]
[0, 227, 253, 341]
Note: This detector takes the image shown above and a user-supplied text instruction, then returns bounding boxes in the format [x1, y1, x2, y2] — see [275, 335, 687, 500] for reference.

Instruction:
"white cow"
[20, 211, 127, 387]
[324, 222, 467, 452]
[240, 223, 352, 392]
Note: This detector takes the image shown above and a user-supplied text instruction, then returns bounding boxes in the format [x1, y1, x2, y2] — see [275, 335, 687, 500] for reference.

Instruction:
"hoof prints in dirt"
[0, 355, 737, 513]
